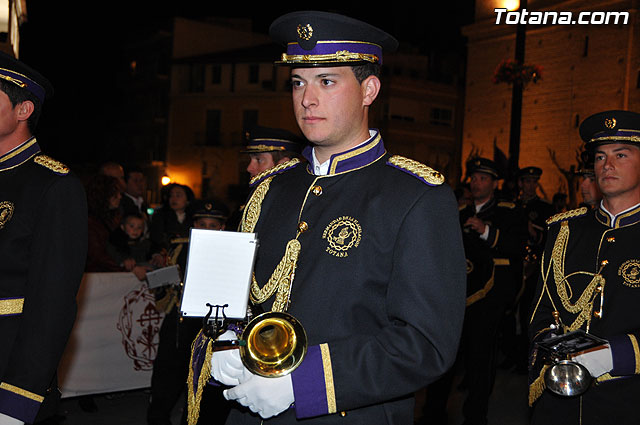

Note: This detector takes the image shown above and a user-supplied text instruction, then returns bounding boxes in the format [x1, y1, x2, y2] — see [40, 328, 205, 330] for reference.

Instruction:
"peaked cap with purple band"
[241, 125, 305, 154]
[579, 110, 640, 148]
[0, 51, 53, 103]
[269, 11, 398, 67]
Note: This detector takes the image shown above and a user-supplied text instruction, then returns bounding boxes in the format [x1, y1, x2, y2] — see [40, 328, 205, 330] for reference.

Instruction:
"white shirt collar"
[310, 130, 376, 176]
[600, 200, 640, 222]
[124, 192, 144, 208]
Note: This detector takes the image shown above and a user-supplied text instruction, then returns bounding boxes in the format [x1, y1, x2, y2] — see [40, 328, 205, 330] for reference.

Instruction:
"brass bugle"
[239, 311, 307, 378]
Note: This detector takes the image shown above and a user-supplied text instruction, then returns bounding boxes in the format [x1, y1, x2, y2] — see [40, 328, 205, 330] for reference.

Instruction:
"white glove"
[211, 330, 248, 386]
[572, 343, 613, 378]
[224, 373, 294, 419]
[0, 413, 24, 425]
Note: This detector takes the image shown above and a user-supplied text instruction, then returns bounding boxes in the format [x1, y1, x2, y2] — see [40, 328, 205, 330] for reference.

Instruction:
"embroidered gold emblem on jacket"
[618, 259, 640, 288]
[0, 200, 14, 229]
[322, 216, 362, 258]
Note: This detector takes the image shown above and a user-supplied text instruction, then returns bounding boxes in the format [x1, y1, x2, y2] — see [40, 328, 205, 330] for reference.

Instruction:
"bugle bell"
[239, 311, 307, 378]
[535, 329, 607, 397]
[544, 359, 591, 397]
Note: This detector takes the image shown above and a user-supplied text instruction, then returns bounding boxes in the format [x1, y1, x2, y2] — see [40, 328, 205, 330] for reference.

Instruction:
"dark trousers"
[460, 290, 510, 425]
[147, 308, 231, 425]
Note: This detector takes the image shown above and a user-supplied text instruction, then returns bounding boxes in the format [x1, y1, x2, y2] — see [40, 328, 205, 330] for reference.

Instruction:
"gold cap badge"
[297, 23, 313, 41]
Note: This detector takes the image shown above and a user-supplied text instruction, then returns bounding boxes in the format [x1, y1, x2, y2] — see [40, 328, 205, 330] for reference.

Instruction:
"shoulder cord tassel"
[187, 330, 214, 425]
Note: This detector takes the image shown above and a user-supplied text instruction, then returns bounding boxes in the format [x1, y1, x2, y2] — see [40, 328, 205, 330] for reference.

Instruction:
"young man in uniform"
[242, 125, 304, 179]
[457, 157, 526, 425]
[529, 110, 640, 425]
[0, 53, 87, 424]
[577, 150, 602, 209]
[205, 10, 467, 425]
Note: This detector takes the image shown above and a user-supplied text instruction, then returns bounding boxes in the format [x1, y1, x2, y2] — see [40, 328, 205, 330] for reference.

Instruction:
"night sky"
[17, 2, 474, 166]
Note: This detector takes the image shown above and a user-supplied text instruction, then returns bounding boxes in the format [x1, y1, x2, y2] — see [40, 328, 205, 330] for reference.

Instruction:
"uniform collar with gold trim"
[302, 129, 386, 176]
[595, 201, 640, 228]
[0, 137, 40, 172]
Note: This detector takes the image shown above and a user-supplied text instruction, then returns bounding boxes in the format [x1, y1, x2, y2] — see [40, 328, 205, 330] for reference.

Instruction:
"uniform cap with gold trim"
[579, 110, 640, 147]
[0, 51, 53, 102]
[518, 166, 542, 179]
[466, 157, 501, 179]
[192, 199, 229, 221]
[269, 10, 398, 67]
[241, 125, 305, 154]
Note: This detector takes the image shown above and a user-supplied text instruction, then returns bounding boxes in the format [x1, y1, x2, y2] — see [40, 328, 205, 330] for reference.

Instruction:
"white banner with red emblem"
[57, 273, 163, 398]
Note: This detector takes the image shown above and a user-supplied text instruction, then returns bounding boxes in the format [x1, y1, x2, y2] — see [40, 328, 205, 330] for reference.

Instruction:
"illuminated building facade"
[462, 0, 640, 205]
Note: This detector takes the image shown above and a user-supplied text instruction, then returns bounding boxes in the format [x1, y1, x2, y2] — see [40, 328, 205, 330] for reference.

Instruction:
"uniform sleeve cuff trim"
[488, 228, 499, 248]
[609, 334, 640, 376]
[291, 343, 336, 418]
[0, 383, 43, 423]
[320, 343, 337, 414]
[0, 383, 43, 403]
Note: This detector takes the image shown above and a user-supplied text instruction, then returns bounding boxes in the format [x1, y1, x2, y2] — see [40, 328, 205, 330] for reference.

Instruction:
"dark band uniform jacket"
[229, 131, 467, 424]
[528, 206, 640, 424]
[529, 110, 640, 425]
[456, 187, 526, 423]
[0, 138, 87, 423]
[459, 198, 526, 306]
[517, 167, 554, 266]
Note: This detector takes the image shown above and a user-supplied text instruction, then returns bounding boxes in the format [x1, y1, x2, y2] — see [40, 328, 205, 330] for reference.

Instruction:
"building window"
[430, 108, 453, 126]
[583, 36, 589, 57]
[390, 114, 415, 122]
[249, 64, 259, 84]
[205, 110, 221, 145]
[189, 64, 205, 92]
[211, 64, 222, 84]
[243, 110, 258, 130]
[241, 110, 259, 145]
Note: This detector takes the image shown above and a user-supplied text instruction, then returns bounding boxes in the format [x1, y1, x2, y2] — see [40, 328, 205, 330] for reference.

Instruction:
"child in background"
[108, 212, 152, 271]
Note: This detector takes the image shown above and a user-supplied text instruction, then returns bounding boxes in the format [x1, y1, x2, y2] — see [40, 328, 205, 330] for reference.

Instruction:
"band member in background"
[529, 110, 640, 425]
[0, 52, 87, 424]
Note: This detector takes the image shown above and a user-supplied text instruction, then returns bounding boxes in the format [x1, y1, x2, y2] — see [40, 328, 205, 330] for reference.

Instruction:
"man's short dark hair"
[124, 165, 145, 182]
[351, 63, 381, 84]
[0, 79, 42, 134]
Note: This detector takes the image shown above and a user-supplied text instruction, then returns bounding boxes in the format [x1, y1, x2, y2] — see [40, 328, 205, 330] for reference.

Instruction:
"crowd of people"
[78, 160, 235, 425]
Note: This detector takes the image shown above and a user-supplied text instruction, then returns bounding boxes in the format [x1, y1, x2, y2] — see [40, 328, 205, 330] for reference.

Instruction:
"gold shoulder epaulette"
[546, 207, 588, 226]
[497, 201, 516, 209]
[386, 155, 444, 186]
[33, 154, 69, 175]
[249, 158, 301, 187]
